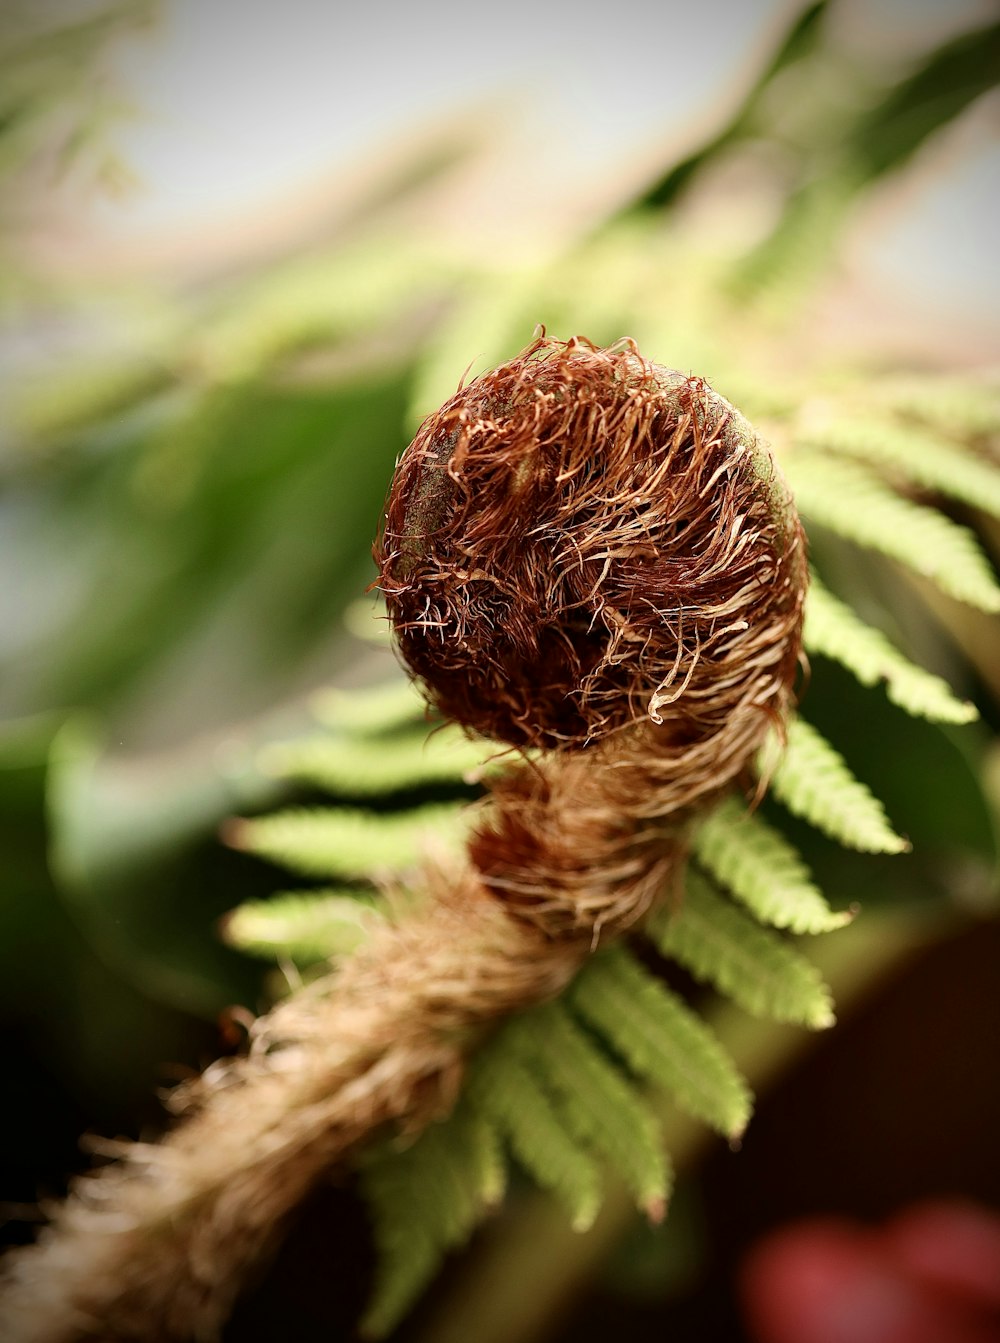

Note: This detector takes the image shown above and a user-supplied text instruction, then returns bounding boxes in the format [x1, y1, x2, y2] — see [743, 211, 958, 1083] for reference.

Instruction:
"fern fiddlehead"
[380, 334, 807, 940]
[0, 336, 808, 1342]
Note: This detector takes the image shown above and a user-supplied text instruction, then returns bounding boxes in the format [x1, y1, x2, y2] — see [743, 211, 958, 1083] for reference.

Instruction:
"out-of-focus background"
[2, 2, 999, 1340]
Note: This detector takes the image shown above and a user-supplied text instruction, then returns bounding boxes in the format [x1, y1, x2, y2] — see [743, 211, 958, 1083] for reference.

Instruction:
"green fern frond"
[693, 795, 855, 930]
[310, 678, 428, 736]
[763, 719, 909, 854]
[505, 1002, 672, 1218]
[258, 727, 497, 796]
[199, 240, 450, 382]
[224, 803, 469, 878]
[727, 173, 857, 316]
[804, 576, 977, 724]
[466, 1039, 602, 1232]
[787, 450, 1000, 612]
[568, 946, 752, 1141]
[648, 869, 836, 1029]
[360, 1100, 505, 1338]
[464, 1106, 508, 1211]
[222, 889, 384, 963]
[799, 415, 1000, 519]
[874, 375, 1000, 439]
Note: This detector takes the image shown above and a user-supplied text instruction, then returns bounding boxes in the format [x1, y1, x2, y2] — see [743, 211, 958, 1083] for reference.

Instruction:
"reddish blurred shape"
[884, 1200, 1000, 1313]
[739, 1200, 1000, 1343]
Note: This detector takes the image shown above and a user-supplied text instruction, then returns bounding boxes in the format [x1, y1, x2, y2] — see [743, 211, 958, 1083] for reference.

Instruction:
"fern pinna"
[2, 336, 998, 1343]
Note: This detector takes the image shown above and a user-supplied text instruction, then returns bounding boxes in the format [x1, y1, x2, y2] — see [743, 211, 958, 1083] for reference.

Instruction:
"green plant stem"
[414, 906, 950, 1343]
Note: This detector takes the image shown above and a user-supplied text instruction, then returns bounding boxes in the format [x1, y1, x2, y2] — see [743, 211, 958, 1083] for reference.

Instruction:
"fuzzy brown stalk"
[0, 336, 806, 1342]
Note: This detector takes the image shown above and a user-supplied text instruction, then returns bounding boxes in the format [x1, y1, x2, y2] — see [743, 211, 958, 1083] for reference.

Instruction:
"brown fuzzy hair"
[378, 333, 804, 756]
[0, 336, 807, 1342]
[378, 335, 807, 936]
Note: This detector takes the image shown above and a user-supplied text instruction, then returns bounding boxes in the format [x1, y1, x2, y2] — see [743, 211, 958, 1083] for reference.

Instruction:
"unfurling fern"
[2, 335, 998, 1343]
[215, 342, 996, 1336]
[220, 343, 994, 1334]
[4, 5, 1000, 1334]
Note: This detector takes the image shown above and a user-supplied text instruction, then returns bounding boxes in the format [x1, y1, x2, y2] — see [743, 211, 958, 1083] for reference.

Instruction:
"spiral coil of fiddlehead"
[377, 334, 808, 938]
[0, 335, 809, 1343]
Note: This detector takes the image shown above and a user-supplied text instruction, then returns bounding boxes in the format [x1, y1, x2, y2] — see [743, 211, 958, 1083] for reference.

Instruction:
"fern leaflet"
[360, 1100, 505, 1337]
[505, 1002, 672, 1218]
[787, 450, 1000, 612]
[466, 1038, 602, 1232]
[648, 869, 836, 1028]
[874, 375, 1000, 439]
[225, 803, 469, 878]
[568, 946, 752, 1141]
[258, 727, 497, 796]
[693, 795, 854, 930]
[222, 889, 384, 962]
[763, 719, 909, 854]
[799, 415, 1000, 519]
[804, 576, 977, 724]
[310, 678, 428, 736]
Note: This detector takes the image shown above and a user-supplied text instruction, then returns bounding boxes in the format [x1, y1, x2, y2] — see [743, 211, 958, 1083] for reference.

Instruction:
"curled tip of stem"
[376, 336, 808, 942]
[376, 333, 806, 757]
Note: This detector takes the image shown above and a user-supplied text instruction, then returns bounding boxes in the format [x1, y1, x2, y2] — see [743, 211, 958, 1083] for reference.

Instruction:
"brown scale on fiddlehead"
[0, 335, 807, 1343]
